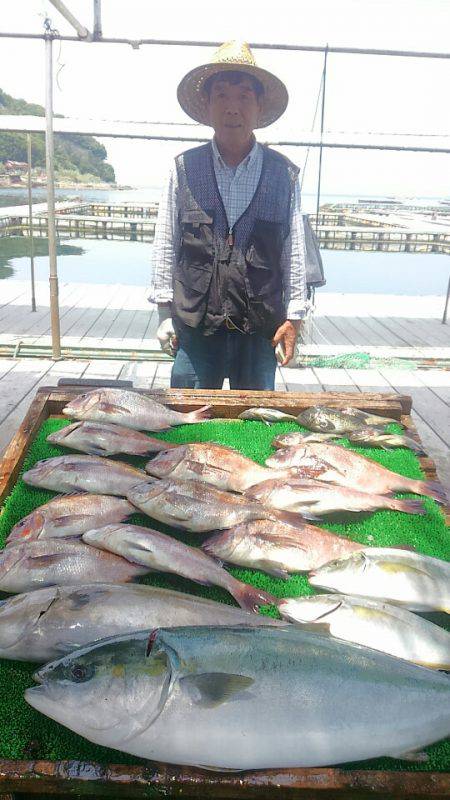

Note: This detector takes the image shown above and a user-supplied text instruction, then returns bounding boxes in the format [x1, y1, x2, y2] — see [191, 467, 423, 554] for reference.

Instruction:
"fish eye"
[70, 663, 94, 683]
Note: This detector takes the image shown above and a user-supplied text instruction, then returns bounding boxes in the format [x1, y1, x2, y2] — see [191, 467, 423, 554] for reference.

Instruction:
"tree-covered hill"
[0, 88, 115, 183]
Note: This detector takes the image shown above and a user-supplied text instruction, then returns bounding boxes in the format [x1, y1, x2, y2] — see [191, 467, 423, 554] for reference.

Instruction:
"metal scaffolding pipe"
[48, 0, 91, 39]
[315, 47, 328, 235]
[45, 33, 62, 360]
[0, 31, 448, 59]
[93, 0, 102, 40]
[26, 134, 37, 312]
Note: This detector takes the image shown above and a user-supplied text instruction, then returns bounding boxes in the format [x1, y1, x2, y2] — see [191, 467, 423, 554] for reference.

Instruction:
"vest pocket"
[179, 211, 214, 267]
[245, 219, 284, 298]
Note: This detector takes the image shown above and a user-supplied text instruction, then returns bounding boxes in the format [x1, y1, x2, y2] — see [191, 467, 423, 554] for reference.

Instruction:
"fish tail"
[184, 405, 212, 423]
[389, 498, 427, 515]
[412, 480, 447, 505]
[231, 581, 276, 612]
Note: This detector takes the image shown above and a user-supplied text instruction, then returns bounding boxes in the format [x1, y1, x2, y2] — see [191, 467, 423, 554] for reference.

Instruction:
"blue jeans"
[171, 323, 277, 390]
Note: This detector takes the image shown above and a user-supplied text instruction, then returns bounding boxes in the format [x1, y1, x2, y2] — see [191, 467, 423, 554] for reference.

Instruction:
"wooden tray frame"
[0, 385, 449, 798]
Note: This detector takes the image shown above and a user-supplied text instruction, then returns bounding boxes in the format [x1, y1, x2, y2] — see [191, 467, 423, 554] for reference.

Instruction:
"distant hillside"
[0, 88, 115, 183]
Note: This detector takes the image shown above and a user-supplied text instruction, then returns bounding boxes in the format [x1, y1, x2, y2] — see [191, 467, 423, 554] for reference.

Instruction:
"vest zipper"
[227, 228, 234, 247]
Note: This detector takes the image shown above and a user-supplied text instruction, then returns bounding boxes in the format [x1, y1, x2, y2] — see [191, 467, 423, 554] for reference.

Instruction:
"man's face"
[206, 76, 262, 146]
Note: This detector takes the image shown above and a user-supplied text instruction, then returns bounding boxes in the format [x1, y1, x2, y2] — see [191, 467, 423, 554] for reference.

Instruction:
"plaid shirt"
[149, 139, 307, 319]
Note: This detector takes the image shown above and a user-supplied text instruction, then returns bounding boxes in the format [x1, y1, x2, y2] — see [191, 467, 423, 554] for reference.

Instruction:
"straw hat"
[177, 40, 288, 128]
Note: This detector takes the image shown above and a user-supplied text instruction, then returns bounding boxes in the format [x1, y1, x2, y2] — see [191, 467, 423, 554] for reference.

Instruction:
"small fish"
[6, 494, 134, 545]
[296, 406, 390, 434]
[202, 519, 364, 578]
[339, 407, 405, 429]
[0, 583, 282, 662]
[26, 626, 450, 769]
[238, 408, 297, 424]
[63, 388, 211, 432]
[265, 441, 446, 504]
[278, 594, 450, 670]
[244, 478, 426, 517]
[127, 478, 277, 533]
[309, 549, 450, 612]
[0, 539, 149, 594]
[47, 421, 177, 457]
[83, 524, 275, 612]
[347, 428, 425, 454]
[23, 455, 148, 497]
[145, 442, 295, 493]
[273, 432, 343, 448]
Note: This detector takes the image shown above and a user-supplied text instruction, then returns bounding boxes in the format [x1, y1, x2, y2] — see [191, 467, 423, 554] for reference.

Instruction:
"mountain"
[0, 88, 115, 183]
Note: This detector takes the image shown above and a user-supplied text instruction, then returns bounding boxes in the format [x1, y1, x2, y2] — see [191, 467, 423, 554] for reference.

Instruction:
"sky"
[1, 0, 449, 198]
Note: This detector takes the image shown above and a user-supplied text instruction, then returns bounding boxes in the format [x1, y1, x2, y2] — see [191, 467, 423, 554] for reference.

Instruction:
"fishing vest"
[173, 143, 299, 338]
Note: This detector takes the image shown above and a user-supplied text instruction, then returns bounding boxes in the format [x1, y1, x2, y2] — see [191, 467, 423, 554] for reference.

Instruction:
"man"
[149, 40, 307, 390]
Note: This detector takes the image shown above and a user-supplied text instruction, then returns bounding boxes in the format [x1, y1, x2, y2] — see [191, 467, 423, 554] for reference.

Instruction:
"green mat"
[0, 416, 448, 773]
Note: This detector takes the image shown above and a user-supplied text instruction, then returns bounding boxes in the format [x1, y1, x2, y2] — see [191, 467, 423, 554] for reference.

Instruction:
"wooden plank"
[118, 361, 158, 388]
[126, 309, 153, 342]
[82, 360, 127, 380]
[0, 360, 53, 426]
[281, 367, 322, 393]
[0, 388, 50, 502]
[311, 367, 360, 394]
[0, 759, 449, 799]
[151, 361, 173, 389]
[379, 368, 450, 448]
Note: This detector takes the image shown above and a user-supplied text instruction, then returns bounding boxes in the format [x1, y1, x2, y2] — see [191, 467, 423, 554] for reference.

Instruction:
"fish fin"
[258, 562, 291, 580]
[25, 554, 65, 569]
[180, 672, 254, 707]
[417, 480, 447, 505]
[51, 514, 90, 528]
[184, 405, 212, 423]
[84, 445, 113, 456]
[192, 765, 246, 773]
[390, 499, 426, 516]
[387, 749, 429, 763]
[231, 582, 276, 612]
[97, 401, 132, 415]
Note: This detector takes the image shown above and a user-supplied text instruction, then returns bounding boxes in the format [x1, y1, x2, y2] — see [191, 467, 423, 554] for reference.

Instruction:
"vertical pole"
[27, 134, 37, 311]
[315, 45, 328, 235]
[442, 273, 450, 324]
[45, 31, 61, 359]
[93, 0, 102, 40]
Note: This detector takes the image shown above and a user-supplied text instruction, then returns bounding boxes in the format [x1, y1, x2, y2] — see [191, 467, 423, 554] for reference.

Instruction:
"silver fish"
[145, 442, 294, 493]
[244, 477, 426, 517]
[47, 421, 177, 457]
[63, 388, 211, 431]
[202, 519, 364, 578]
[273, 431, 343, 447]
[26, 625, 450, 769]
[0, 583, 281, 662]
[238, 408, 297, 424]
[296, 406, 391, 434]
[309, 549, 450, 612]
[23, 455, 148, 497]
[6, 494, 134, 545]
[83, 524, 274, 612]
[127, 478, 276, 532]
[0, 539, 148, 594]
[339, 406, 405, 428]
[347, 427, 425, 454]
[265, 441, 446, 504]
[278, 594, 450, 669]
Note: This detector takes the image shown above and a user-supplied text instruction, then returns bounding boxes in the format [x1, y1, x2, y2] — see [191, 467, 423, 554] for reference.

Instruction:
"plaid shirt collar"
[211, 136, 260, 172]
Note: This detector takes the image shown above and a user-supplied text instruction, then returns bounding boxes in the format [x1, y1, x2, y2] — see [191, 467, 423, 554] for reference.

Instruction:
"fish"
[127, 478, 277, 533]
[83, 524, 275, 612]
[347, 427, 425, 454]
[309, 549, 450, 612]
[273, 431, 344, 447]
[0, 539, 149, 594]
[26, 625, 450, 769]
[244, 477, 426, 517]
[296, 406, 393, 434]
[6, 494, 134, 545]
[238, 408, 297, 424]
[62, 388, 211, 432]
[0, 583, 281, 662]
[145, 442, 295, 493]
[22, 455, 148, 497]
[202, 519, 364, 578]
[265, 441, 446, 504]
[278, 594, 450, 670]
[339, 406, 405, 428]
[47, 421, 177, 457]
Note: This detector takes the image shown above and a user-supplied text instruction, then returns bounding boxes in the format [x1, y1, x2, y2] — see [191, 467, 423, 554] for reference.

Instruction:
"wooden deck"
[0, 280, 448, 495]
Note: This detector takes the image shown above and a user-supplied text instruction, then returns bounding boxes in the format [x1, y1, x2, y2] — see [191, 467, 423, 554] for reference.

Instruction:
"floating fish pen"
[0, 385, 448, 798]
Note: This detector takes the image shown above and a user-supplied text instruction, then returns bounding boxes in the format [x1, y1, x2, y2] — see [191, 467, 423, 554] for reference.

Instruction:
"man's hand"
[272, 319, 303, 367]
[156, 304, 178, 357]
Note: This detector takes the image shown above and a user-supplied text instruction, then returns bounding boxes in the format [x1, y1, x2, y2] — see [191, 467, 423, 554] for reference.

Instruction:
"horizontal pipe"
[0, 31, 448, 59]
